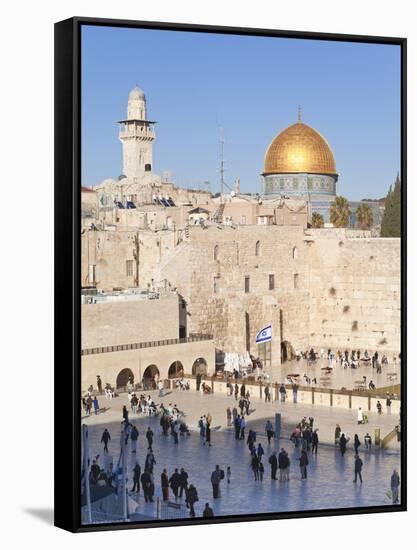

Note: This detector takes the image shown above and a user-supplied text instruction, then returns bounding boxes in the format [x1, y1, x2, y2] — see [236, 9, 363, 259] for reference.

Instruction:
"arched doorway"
[281, 341, 294, 363]
[116, 368, 134, 389]
[168, 361, 185, 379]
[142, 364, 160, 389]
[192, 358, 208, 376]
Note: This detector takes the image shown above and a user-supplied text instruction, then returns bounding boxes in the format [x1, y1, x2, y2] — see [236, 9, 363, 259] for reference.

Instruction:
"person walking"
[251, 454, 260, 481]
[357, 407, 364, 425]
[299, 450, 309, 479]
[205, 422, 212, 447]
[240, 416, 246, 440]
[140, 470, 152, 502]
[353, 454, 363, 483]
[93, 396, 100, 415]
[211, 465, 223, 498]
[203, 503, 214, 518]
[169, 468, 181, 499]
[264, 385, 271, 403]
[130, 425, 139, 454]
[122, 405, 129, 424]
[234, 383, 239, 401]
[269, 451, 278, 480]
[179, 468, 189, 498]
[259, 460, 264, 481]
[364, 433, 372, 450]
[226, 407, 232, 426]
[101, 428, 111, 453]
[376, 400, 382, 414]
[335, 424, 341, 445]
[265, 420, 274, 444]
[340, 433, 347, 456]
[161, 468, 169, 501]
[257, 443, 265, 461]
[234, 415, 241, 440]
[185, 484, 199, 517]
[279, 384, 287, 402]
[354, 434, 361, 455]
[226, 466, 231, 484]
[132, 462, 141, 493]
[311, 429, 319, 455]
[292, 383, 299, 403]
[146, 426, 154, 451]
[386, 395, 392, 414]
[96, 375, 102, 394]
[391, 470, 400, 504]
[145, 450, 156, 473]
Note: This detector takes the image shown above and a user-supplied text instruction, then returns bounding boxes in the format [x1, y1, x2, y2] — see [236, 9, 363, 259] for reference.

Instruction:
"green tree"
[380, 174, 401, 237]
[311, 212, 324, 228]
[330, 196, 351, 228]
[356, 203, 373, 230]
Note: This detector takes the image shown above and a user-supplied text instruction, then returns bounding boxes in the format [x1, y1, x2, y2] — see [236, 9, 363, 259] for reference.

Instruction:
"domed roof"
[263, 122, 337, 175]
[128, 85, 145, 101]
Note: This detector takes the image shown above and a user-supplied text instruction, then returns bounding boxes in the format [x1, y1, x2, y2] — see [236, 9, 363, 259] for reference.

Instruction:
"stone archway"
[116, 368, 134, 389]
[142, 364, 160, 389]
[168, 361, 185, 379]
[281, 341, 294, 363]
[192, 357, 208, 376]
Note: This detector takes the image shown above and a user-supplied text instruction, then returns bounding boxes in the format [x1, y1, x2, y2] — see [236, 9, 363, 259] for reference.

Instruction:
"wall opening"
[116, 368, 134, 389]
[192, 358, 208, 375]
[168, 361, 185, 379]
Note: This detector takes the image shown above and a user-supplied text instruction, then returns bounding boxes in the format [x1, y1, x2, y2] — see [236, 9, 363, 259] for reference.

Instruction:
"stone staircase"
[212, 202, 225, 223]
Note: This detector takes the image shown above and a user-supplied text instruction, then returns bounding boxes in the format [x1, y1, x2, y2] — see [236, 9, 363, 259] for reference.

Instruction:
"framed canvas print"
[54, 17, 406, 532]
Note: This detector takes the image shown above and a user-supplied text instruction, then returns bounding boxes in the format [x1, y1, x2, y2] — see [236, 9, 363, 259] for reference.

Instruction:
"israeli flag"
[256, 324, 272, 344]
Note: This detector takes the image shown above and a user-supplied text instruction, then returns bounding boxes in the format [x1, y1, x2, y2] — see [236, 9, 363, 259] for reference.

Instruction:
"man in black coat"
[101, 428, 111, 453]
[140, 470, 152, 502]
[203, 503, 214, 518]
[179, 467, 189, 498]
[311, 429, 319, 455]
[132, 462, 141, 493]
[146, 426, 154, 451]
[169, 468, 181, 499]
[354, 454, 363, 483]
[269, 451, 278, 480]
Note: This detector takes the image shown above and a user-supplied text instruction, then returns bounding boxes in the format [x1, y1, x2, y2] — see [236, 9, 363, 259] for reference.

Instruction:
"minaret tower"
[118, 85, 156, 182]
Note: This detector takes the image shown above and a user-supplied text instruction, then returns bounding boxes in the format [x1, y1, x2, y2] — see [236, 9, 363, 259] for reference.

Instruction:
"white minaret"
[118, 85, 156, 182]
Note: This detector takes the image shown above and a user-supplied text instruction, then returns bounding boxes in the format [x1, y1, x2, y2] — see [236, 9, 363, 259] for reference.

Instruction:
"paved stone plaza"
[82, 387, 401, 522]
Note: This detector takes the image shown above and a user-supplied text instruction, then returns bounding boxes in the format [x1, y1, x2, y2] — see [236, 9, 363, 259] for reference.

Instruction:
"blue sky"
[81, 25, 401, 200]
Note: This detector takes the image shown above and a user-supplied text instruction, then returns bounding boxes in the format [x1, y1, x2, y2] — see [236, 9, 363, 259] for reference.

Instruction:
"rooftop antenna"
[219, 126, 226, 202]
[298, 105, 302, 122]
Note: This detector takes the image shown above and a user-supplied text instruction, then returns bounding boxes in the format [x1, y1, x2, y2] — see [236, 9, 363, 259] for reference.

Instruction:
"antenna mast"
[219, 126, 225, 202]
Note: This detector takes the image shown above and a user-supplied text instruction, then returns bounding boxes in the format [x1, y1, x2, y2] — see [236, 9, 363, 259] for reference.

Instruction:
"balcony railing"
[81, 334, 213, 356]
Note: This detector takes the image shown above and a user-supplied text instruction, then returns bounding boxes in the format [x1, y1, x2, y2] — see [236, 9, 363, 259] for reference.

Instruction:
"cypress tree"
[380, 174, 401, 237]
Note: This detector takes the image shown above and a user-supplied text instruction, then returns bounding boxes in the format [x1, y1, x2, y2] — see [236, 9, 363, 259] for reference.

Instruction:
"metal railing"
[82, 334, 213, 356]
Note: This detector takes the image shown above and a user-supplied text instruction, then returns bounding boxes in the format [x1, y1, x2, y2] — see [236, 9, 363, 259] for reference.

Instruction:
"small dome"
[264, 122, 337, 175]
[128, 85, 145, 101]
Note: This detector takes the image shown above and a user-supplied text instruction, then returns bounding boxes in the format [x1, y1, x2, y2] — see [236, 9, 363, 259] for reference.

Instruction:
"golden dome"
[263, 122, 337, 175]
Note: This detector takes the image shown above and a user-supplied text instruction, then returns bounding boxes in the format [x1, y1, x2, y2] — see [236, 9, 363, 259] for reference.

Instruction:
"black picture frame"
[54, 16, 407, 533]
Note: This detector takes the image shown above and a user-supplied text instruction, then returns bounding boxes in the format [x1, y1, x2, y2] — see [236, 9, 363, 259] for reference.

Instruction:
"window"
[126, 260, 133, 276]
[241, 215, 246, 224]
[292, 246, 298, 259]
[294, 273, 299, 289]
[214, 244, 219, 261]
[88, 265, 96, 284]
[245, 276, 250, 293]
[269, 274, 275, 290]
[145, 163, 152, 172]
[213, 276, 219, 294]
[255, 240, 261, 256]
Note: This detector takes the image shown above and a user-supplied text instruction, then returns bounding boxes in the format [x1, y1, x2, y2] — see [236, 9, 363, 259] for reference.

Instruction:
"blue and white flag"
[256, 324, 272, 344]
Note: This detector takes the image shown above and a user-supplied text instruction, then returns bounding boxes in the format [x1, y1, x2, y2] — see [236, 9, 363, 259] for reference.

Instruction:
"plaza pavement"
[82, 388, 401, 522]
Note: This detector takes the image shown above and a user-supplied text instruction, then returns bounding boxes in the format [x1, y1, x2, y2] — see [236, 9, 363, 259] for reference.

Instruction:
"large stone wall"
[306, 230, 401, 353]
[82, 294, 179, 349]
[158, 226, 400, 361]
